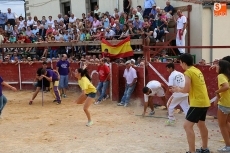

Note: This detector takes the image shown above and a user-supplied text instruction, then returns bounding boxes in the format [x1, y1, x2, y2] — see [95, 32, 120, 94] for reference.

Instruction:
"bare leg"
[148, 96, 154, 111]
[63, 88, 67, 95]
[184, 120, 196, 152]
[197, 121, 209, 149]
[218, 109, 230, 146]
[83, 97, 94, 122]
[31, 87, 40, 101]
[161, 96, 167, 109]
[75, 93, 87, 104]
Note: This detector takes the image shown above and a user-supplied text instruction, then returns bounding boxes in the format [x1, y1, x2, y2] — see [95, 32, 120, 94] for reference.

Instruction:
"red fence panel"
[111, 63, 119, 101]
[0, 63, 20, 89]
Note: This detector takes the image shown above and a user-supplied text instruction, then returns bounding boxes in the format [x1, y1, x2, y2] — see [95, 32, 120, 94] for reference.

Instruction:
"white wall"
[212, 9, 230, 60]
[201, 8, 212, 63]
[71, 0, 87, 18]
[27, 0, 61, 19]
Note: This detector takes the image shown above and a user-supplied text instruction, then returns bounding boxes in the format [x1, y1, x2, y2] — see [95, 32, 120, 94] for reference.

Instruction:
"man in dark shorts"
[29, 62, 50, 105]
[142, 21, 156, 46]
[172, 53, 210, 153]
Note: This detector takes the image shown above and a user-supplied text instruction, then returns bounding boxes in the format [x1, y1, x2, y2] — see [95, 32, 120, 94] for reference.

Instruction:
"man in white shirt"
[165, 63, 189, 125]
[142, 80, 167, 116]
[175, 10, 187, 54]
[69, 14, 76, 23]
[57, 14, 64, 23]
[6, 8, 16, 26]
[104, 28, 115, 40]
[27, 16, 34, 28]
[117, 60, 137, 107]
[143, 0, 156, 17]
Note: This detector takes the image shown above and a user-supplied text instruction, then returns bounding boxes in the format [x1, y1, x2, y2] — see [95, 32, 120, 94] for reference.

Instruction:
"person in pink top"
[92, 15, 101, 32]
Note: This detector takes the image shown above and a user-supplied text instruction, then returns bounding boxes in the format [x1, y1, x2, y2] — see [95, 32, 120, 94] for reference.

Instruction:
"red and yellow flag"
[101, 37, 133, 58]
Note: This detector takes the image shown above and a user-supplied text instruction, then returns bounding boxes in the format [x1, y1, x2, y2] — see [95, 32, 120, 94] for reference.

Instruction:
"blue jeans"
[0, 95, 7, 114]
[97, 81, 109, 101]
[59, 75, 68, 88]
[156, 29, 165, 40]
[50, 50, 57, 59]
[121, 83, 136, 104]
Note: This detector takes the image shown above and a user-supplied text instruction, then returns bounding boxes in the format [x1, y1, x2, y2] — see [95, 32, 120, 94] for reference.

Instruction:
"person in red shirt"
[17, 32, 26, 43]
[94, 58, 110, 104]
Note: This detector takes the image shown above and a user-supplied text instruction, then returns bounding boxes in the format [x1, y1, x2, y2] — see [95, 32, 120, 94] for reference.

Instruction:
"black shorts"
[85, 92, 96, 98]
[186, 107, 209, 123]
[37, 78, 50, 88]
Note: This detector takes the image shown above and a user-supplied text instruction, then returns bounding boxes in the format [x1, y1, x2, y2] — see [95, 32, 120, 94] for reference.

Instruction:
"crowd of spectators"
[0, 1, 180, 65]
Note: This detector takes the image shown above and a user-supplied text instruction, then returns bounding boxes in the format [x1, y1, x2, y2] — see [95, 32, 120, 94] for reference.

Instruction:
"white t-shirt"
[27, 19, 34, 26]
[168, 70, 185, 87]
[47, 20, 54, 27]
[69, 17, 76, 23]
[123, 67, 137, 84]
[6, 13, 15, 19]
[144, 80, 163, 102]
[177, 16, 187, 30]
[168, 70, 188, 97]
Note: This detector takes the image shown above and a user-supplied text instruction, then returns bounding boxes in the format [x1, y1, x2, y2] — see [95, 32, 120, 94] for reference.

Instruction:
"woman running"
[73, 66, 97, 126]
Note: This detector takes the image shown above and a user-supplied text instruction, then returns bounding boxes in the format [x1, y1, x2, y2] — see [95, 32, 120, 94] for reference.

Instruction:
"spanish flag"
[101, 37, 133, 58]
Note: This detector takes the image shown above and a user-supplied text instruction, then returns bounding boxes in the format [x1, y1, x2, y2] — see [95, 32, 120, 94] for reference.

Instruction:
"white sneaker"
[124, 103, 128, 107]
[105, 95, 109, 99]
[117, 102, 124, 106]
[137, 49, 141, 52]
[165, 119, 175, 126]
[217, 146, 230, 152]
[94, 101, 101, 105]
[86, 121, 93, 127]
[164, 31, 169, 33]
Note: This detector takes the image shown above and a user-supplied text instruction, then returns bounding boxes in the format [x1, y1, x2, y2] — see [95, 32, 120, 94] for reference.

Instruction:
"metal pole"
[18, 63, 22, 90]
[42, 78, 44, 106]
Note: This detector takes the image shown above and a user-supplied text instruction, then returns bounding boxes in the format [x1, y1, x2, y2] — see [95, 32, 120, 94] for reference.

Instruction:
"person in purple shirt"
[41, 69, 61, 105]
[56, 54, 71, 98]
[0, 76, 17, 119]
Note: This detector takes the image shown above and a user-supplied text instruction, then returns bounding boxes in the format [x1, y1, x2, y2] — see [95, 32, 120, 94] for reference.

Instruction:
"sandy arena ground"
[0, 90, 225, 153]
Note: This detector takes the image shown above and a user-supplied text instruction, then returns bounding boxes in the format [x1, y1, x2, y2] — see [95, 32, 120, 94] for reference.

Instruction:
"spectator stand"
[142, 5, 192, 61]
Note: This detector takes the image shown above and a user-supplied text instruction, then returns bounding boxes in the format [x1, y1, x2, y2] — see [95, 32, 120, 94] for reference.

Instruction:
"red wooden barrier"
[0, 63, 20, 89]
[111, 63, 119, 101]
[0, 62, 218, 116]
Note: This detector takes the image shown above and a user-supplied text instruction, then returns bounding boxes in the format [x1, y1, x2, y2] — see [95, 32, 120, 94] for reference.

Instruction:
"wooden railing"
[0, 39, 143, 48]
